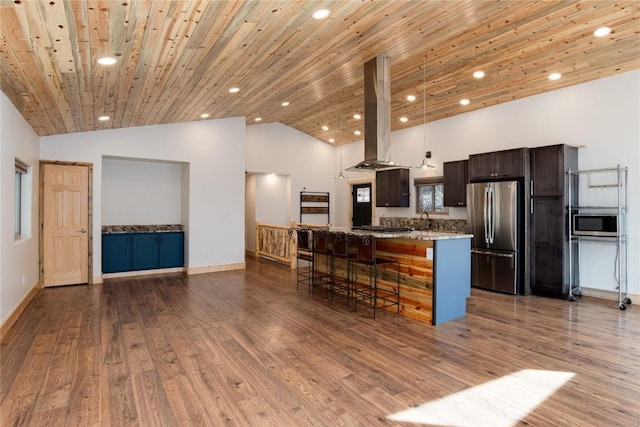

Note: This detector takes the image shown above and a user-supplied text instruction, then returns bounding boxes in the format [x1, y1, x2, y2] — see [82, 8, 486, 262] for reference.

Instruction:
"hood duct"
[347, 56, 405, 171]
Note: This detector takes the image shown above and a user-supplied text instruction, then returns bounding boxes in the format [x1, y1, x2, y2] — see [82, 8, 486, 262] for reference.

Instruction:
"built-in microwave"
[572, 213, 618, 237]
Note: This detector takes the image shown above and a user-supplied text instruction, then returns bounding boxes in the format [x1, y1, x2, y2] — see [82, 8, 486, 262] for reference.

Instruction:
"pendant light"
[335, 147, 349, 179]
[416, 62, 436, 169]
[335, 92, 350, 179]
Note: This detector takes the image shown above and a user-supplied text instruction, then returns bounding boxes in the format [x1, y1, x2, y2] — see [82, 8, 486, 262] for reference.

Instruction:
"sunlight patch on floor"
[387, 369, 575, 426]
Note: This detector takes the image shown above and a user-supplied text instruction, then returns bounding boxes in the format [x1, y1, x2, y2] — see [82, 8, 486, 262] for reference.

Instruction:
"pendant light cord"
[422, 62, 426, 155]
[335, 91, 349, 179]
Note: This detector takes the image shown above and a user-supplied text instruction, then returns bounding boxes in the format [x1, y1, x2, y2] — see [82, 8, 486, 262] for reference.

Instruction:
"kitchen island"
[323, 228, 472, 325]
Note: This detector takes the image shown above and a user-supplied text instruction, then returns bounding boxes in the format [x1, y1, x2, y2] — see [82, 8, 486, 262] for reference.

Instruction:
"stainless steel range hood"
[347, 56, 404, 171]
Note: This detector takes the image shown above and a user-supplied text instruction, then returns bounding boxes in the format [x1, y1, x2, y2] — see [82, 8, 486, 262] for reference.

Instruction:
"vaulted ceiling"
[1, 1, 639, 145]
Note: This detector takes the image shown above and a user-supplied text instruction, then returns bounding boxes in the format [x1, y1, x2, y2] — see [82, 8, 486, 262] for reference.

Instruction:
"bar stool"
[313, 230, 333, 299]
[293, 228, 314, 293]
[350, 235, 400, 318]
[329, 232, 351, 306]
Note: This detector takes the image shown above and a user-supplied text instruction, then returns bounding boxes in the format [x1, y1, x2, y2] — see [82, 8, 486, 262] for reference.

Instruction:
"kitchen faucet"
[420, 210, 430, 230]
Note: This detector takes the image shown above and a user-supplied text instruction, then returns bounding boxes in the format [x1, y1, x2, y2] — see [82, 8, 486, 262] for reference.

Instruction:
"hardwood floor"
[1, 257, 639, 426]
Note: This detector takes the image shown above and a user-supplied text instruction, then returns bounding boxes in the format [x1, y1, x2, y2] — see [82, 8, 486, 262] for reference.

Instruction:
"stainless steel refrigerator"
[467, 181, 521, 294]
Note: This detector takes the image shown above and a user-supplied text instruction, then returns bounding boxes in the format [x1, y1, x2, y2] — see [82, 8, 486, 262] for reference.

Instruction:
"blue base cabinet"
[102, 233, 133, 273]
[158, 232, 185, 268]
[102, 232, 184, 273]
[132, 233, 160, 271]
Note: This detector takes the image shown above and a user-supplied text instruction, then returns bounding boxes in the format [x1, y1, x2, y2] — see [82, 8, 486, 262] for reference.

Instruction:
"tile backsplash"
[380, 217, 467, 233]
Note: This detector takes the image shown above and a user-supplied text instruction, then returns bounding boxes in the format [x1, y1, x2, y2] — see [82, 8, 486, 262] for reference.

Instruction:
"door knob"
[80, 228, 87, 233]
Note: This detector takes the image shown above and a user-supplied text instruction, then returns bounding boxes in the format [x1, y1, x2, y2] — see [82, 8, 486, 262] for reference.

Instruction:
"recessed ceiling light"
[254, 117, 262, 122]
[281, 101, 290, 107]
[473, 70, 485, 79]
[353, 113, 361, 120]
[322, 125, 329, 131]
[97, 56, 117, 65]
[400, 117, 408, 122]
[312, 9, 330, 20]
[460, 99, 470, 106]
[406, 95, 416, 102]
[548, 72, 562, 81]
[229, 87, 240, 93]
[200, 113, 210, 118]
[328, 138, 335, 143]
[98, 115, 110, 121]
[354, 130, 361, 136]
[594, 26, 611, 37]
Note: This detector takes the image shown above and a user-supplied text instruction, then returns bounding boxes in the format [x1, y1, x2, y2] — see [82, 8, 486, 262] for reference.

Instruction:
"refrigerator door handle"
[488, 186, 495, 244]
[483, 186, 490, 244]
[471, 249, 514, 258]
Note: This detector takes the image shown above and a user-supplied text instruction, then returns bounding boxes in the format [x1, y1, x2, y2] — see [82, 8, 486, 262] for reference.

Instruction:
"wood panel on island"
[302, 227, 473, 325]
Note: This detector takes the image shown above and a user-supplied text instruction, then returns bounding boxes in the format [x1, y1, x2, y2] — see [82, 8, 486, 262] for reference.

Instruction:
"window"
[15, 159, 28, 239]
[356, 187, 370, 203]
[415, 177, 448, 214]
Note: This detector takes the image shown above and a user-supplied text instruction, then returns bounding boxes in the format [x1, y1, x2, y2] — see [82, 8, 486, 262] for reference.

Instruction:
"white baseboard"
[1, 280, 43, 341]
[579, 286, 638, 302]
[102, 267, 185, 280]
[100, 263, 247, 280]
[186, 262, 246, 275]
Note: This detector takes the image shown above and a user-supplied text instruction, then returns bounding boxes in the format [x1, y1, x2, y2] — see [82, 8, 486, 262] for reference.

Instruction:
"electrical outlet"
[426, 248, 433, 260]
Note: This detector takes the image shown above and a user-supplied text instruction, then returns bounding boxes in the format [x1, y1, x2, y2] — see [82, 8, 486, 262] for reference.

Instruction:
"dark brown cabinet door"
[469, 148, 528, 181]
[443, 160, 468, 207]
[529, 144, 579, 297]
[495, 148, 527, 178]
[531, 144, 578, 197]
[468, 152, 494, 181]
[530, 198, 567, 294]
[376, 168, 410, 207]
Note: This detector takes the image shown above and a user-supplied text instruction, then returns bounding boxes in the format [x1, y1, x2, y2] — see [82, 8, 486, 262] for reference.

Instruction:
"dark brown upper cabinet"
[469, 148, 529, 181]
[376, 168, 410, 207]
[530, 144, 577, 197]
[443, 160, 469, 207]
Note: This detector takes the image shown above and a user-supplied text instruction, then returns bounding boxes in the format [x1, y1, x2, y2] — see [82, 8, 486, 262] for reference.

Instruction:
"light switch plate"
[426, 247, 433, 260]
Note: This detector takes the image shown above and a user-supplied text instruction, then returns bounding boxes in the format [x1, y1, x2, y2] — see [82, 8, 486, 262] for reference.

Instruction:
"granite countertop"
[102, 224, 184, 234]
[402, 230, 473, 240]
[329, 227, 472, 240]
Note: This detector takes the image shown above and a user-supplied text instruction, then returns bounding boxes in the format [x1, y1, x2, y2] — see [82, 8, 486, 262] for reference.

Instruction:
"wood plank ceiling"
[1, 1, 639, 144]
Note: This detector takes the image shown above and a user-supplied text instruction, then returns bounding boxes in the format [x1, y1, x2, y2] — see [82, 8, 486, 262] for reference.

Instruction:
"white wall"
[40, 118, 246, 279]
[255, 173, 290, 226]
[246, 123, 334, 225]
[102, 157, 183, 225]
[180, 162, 190, 264]
[245, 174, 256, 252]
[244, 172, 290, 253]
[0, 92, 41, 324]
[335, 70, 640, 295]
